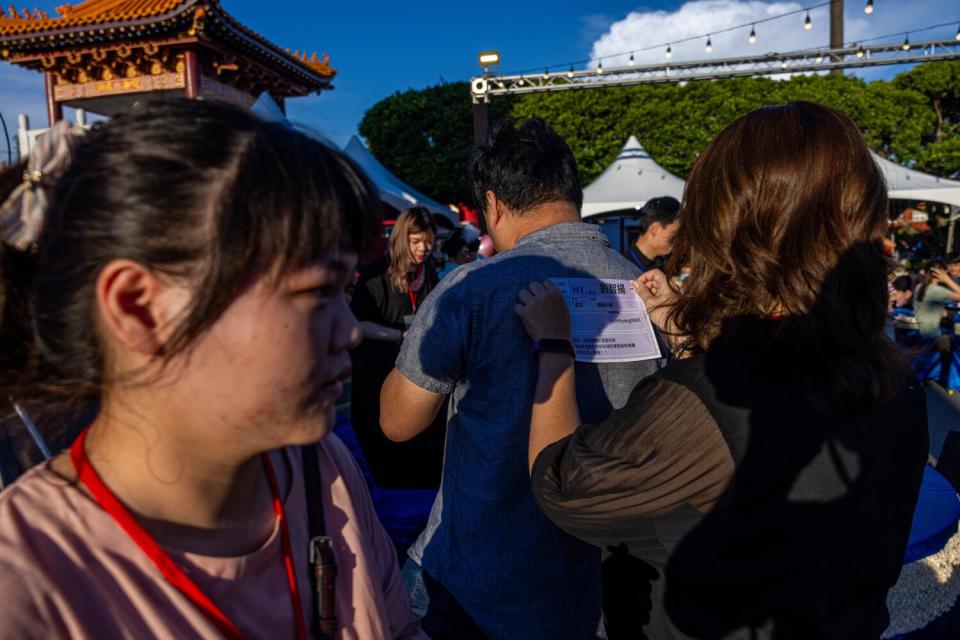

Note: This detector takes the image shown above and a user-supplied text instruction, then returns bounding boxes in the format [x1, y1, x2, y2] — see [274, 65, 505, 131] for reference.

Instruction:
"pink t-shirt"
[0, 434, 426, 639]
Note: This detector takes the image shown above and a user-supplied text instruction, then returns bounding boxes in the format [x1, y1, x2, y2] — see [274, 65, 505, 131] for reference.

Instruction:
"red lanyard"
[70, 429, 309, 640]
[408, 263, 424, 312]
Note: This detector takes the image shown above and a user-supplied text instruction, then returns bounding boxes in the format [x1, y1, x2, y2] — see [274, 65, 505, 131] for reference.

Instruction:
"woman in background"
[515, 102, 928, 639]
[350, 208, 444, 490]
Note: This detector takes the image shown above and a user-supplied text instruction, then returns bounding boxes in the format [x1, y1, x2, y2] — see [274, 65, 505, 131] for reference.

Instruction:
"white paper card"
[550, 278, 662, 363]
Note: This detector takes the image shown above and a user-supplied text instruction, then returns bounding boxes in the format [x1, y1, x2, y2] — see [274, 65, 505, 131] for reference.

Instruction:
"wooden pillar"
[44, 72, 62, 125]
[830, 0, 844, 49]
[184, 49, 200, 98]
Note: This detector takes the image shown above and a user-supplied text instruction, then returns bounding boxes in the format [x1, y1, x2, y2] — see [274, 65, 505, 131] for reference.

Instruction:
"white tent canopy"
[580, 136, 960, 218]
[581, 136, 685, 218]
[873, 152, 960, 209]
[343, 136, 456, 226]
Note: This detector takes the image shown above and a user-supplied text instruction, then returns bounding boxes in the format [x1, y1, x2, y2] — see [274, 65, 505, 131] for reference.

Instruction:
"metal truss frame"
[470, 39, 960, 103]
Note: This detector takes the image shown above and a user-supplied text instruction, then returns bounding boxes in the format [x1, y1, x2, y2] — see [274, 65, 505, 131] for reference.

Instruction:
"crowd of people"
[889, 256, 960, 390]
[0, 96, 942, 639]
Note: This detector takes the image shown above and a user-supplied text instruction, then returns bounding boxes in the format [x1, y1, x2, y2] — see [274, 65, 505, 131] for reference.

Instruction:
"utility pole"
[473, 51, 500, 142]
[473, 99, 489, 144]
[830, 0, 844, 74]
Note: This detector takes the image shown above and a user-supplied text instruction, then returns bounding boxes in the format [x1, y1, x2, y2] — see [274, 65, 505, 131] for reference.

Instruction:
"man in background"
[626, 196, 680, 273]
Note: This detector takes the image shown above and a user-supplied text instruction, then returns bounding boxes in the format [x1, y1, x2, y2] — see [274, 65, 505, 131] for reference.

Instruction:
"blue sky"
[1, 0, 957, 158]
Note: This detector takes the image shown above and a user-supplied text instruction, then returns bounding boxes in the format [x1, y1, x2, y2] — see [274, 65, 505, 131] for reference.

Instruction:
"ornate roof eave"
[200, 8, 334, 87]
[0, 0, 335, 89]
[0, 0, 194, 43]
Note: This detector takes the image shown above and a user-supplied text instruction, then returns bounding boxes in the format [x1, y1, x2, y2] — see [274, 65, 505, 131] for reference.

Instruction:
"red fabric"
[458, 202, 479, 225]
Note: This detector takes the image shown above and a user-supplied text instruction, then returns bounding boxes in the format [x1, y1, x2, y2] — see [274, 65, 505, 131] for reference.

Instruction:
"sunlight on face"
[156, 249, 361, 453]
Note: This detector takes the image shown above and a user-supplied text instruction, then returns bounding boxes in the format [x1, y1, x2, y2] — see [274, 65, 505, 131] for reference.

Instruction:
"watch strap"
[532, 338, 576, 358]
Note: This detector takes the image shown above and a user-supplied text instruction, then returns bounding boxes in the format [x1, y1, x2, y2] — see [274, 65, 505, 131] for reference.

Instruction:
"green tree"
[893, 60, 960, 176]
[358, 62, 959, 204]
[358, 82, 512, 204]
[510, 86, 642, 181]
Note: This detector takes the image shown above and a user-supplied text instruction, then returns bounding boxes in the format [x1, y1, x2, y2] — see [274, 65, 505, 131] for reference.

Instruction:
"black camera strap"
[300, 445, 337, 640]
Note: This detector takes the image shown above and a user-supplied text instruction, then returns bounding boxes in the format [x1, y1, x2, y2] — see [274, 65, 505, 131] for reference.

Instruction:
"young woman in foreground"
[0, 100, 424, 639]
[516, 102, 928, 639]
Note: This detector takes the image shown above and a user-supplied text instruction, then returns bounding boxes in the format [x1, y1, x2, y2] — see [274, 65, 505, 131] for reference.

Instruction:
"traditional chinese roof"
[0, 0, 186, 32]
[0, 0, 335, 88]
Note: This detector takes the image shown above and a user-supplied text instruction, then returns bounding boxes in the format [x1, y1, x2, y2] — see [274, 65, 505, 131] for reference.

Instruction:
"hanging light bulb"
[815, 51, 824, 63]
[856, 44, 865, 58]
[748, 24, 757, 44]
[597, 60, 604, 74]
[902, 34, 910, 51]
[567, 66, 574, 79]
[665, 44, 672, 59]
[804, 12, 812, 30]
[705, 36, 713, 53]
[543, 69, 550, 80]
[781, 59, 788, 69]
[864, 0, 874, 14]
[629, 52, 635, 66]
[955, 23, 959, 41]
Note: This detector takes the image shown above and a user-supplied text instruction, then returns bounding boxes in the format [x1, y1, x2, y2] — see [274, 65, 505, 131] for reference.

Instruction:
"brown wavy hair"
[387, 207, 436, 292]
[666, 101, 906, 412]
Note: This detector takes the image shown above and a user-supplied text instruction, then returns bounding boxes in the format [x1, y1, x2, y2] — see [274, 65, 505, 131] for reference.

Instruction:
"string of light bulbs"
[844, 19, 960, 58]
[506, 0, 891, 77]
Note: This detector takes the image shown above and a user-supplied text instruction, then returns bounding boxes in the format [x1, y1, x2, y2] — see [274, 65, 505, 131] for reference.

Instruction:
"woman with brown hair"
[350, 207, 444, 492]
[514, 102, 928, 638]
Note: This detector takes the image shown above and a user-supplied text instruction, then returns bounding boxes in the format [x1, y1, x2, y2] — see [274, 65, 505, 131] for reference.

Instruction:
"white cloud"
[588, 0, 958, 70]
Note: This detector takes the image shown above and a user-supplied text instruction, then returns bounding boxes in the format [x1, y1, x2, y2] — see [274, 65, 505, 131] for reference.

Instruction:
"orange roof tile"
[0, 0, 186, 35]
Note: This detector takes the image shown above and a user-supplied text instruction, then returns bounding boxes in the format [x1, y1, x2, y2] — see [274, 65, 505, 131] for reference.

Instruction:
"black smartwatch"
[531, 338, 576, 358]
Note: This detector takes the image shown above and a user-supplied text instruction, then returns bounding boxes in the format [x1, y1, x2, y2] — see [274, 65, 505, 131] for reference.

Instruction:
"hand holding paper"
[522, 278, 662, 363]
[515, 280, 572, 342]
[633, 269, 674, 330]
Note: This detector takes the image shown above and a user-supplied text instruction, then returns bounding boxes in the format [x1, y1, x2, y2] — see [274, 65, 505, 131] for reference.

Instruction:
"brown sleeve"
[530, 377, 734, 546]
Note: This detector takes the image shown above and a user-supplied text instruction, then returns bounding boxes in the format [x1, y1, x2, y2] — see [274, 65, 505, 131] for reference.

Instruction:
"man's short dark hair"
[891, 275, 913, 292]
[469, 117, 582, 215]
[636, 196, 681, 235]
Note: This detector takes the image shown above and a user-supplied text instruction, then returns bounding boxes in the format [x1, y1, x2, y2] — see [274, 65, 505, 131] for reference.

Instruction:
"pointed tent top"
[343, 136, 456, 225]
[581, 136, 685, 218]
[250, 92, 288, 125]
[616, 135, 652, 161]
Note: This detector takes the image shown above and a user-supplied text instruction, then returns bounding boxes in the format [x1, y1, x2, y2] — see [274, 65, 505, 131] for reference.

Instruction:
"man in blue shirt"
[625, 196, 680, 273]
[380, 118, 662, 639]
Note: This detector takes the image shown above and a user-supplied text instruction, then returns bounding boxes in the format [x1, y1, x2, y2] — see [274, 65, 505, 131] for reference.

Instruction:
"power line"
[855, 20, 960, 45]
[473, 38, 960, 101]
[505, 0, 834, 75]
[502, 4, 960, 77]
